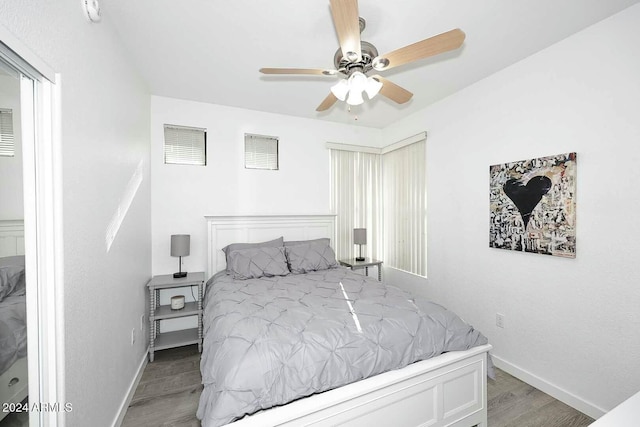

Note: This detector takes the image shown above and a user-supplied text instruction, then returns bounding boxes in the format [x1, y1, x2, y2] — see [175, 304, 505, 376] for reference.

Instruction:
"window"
[330, 149, 382, 261]
[0, 108, 14, 157]
[383, 139, 426, 276]
[164, 124, 206, 166]
[245, 133, 278, 170]
[329, 133, 426, 277]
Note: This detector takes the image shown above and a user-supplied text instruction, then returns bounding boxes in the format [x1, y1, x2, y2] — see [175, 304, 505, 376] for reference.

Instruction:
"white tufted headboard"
[205, 214, 336, 279]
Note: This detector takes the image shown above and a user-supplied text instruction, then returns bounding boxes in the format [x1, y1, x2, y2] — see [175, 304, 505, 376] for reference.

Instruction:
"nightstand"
[339, 258, 383, 281]
[147, 272, 204, 362]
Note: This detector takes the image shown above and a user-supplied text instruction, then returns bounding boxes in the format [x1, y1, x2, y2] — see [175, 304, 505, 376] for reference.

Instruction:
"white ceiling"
[106, 0, 639, 128]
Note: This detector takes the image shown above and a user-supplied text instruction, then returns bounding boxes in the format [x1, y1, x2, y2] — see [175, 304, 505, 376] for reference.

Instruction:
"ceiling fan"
[259, 0, 466, 112]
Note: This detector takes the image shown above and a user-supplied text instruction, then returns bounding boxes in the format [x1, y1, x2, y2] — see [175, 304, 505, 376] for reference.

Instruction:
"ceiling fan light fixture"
[330, 79, 350, 101]
[365, 76, 383, 99]
[332, 72, 379, 106]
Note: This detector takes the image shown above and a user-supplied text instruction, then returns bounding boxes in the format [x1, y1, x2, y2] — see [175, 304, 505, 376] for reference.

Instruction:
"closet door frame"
[0, 26, 64, 427]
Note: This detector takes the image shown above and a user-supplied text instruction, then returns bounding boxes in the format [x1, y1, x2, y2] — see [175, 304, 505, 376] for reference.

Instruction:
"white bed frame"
[206, 214, 491, 427]
[0, 219, 28, 421]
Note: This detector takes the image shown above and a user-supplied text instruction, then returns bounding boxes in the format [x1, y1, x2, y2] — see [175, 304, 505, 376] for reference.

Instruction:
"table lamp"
[354, 228, 366, 261]
[171, 234, 190, 278]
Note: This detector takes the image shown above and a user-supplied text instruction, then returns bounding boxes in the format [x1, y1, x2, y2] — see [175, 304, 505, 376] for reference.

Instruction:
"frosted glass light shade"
[349, 72, 367, 93]
[347, 89, 364, 105]
[346, 72, 366, 105]
[365, 77, 383, 99]
[331, 79, 349, 101]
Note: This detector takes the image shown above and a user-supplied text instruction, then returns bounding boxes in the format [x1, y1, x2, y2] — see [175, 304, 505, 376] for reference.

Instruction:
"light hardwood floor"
[121, 345, 594, 427]
[488, 367, 593, 427]
[121, 346, 203, 427]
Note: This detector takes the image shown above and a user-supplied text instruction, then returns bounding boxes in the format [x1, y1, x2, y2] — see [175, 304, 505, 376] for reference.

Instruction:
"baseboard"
[491, 355, 606, 420]
[112, 348, 149, 427]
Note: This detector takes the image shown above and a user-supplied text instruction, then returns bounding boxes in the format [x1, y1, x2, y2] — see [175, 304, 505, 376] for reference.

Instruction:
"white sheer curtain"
[383, 139, 426, 276]
[330, 149, 382, 261]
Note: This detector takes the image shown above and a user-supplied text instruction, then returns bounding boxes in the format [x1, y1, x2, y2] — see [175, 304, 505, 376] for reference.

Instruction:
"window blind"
[164, 124, 206, 166]
[245, 134, 278, 170]
[383, 139, 426, 276]
[330, 149, 382, 261]
[0, 108, 14, 157]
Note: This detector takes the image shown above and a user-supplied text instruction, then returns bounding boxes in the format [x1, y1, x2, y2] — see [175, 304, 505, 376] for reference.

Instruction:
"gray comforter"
[197, 267, 489, 427]
[0, 257, 27, 376]
[0, 294, 27, 375]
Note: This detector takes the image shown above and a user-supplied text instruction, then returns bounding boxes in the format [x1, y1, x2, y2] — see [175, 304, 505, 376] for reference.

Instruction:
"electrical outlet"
[131, 328, 136, 345]
[496, 313, 505, 329]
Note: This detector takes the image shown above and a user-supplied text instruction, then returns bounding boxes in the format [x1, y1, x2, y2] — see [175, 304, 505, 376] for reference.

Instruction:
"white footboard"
[229, 344, 491, 427]
[0, 357, 28, 421]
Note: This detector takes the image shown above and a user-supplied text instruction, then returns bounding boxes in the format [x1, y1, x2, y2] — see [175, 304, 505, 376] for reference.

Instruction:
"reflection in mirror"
[0, 59, 28, 427]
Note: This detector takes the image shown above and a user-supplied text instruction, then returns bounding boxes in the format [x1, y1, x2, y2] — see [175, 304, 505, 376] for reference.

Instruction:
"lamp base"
[355, 257, 365, 262]
[173, 272, 187, 278]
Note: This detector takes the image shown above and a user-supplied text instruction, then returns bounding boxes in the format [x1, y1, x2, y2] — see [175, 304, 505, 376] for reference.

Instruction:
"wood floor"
[488, 368, 593, 427]
[121, 345, 594, 427]
[121, 345, 203, 427]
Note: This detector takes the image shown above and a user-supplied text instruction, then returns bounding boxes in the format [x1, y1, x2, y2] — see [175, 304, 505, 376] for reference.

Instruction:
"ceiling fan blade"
[260, 68, 338, 76]
[330, 0, 362, 62]
[372, 75, 413, 104]
[373, 29, 466, 71]
[316, 92, 338, 111]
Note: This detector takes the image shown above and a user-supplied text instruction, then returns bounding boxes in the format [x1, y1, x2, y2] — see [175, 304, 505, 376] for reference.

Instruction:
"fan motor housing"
[334, 40, 379, 75]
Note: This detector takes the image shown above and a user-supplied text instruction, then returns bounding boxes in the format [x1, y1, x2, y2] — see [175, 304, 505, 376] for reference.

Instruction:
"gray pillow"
[0, 256, 25, 267]
[0, 265, 26, 302]
[227, 246, 289, 280]
[285, 242, 338, 274]
[284, 237, 330, 247]
[222, 237, 284, 273]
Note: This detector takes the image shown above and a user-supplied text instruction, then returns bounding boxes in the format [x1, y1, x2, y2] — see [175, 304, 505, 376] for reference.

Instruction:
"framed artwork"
[489, 152, 576, 258]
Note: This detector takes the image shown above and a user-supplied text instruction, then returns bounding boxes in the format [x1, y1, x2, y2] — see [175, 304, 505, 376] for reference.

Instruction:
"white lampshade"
[171, 234, 190, 257]
[330, 79, 349, 101]
[365, 76, 383, 99]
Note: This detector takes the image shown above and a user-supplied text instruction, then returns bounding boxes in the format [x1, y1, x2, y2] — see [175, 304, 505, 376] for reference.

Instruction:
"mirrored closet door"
[0, 32, 62, 426]
[0, 56, 28, 427]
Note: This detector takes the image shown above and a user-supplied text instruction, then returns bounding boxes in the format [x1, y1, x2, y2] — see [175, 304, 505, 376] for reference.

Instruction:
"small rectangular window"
[164, 124, 206, 166]
[245, 133, 278, 170]
[0, 108, 14, 157]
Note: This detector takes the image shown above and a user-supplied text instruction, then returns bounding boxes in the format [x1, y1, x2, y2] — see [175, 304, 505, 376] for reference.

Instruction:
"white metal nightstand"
[339, 258, 383, 281]
[147, 272, 204, 362]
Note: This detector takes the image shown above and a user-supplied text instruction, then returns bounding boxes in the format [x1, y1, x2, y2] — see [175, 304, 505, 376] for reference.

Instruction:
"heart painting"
[503, 176, 552, 228]
[489, 153, 576, 258]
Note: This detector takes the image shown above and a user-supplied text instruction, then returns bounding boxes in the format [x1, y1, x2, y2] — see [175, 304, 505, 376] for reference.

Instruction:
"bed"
[0, 254, 28, 421]
[198, 215, 492, 427]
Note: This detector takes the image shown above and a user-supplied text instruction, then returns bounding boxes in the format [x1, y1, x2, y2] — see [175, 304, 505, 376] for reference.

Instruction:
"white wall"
[0, 3, 151, 427]
[382, 4, 640, 417]
[0, 73, 23, 219]
[151, 96, 381, 278]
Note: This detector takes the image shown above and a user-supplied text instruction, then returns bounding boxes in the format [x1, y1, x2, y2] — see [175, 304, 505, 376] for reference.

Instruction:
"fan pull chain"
[347, 105, 359, 121]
